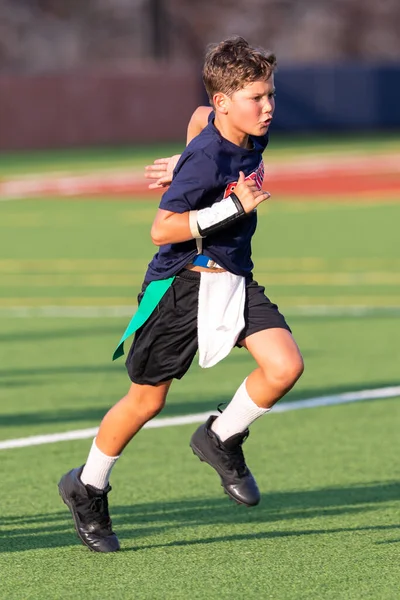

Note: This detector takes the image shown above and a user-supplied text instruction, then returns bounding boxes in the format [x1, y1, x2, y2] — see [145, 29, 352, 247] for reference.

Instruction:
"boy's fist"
[233, 171, 270, 213]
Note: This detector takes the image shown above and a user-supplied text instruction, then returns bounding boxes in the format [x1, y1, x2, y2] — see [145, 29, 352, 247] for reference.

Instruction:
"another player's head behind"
[203, 36, 277, 144]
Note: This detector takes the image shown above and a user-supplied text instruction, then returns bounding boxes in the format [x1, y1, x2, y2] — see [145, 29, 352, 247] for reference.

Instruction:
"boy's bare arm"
[151, 210, 192, 245]
[145, 106, 212, 190]
[151, 172, 270, 246]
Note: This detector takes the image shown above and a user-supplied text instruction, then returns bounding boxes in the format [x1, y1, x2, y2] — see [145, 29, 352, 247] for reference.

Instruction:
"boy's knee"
[126, 386, 166, 419]
[267, 355, 304, 391]
[140, 395, 166, 419]
[293, 355, 305, 383]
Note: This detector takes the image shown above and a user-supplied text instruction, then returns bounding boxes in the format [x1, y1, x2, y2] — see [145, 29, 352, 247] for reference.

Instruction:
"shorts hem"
[128, 373, 176, 386]
[237, 322, 292, 346]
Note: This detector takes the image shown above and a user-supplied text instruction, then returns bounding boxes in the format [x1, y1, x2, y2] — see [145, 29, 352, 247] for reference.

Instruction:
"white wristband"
[197, 194, 244, 236]
[189, 194, 245, 239]
[189, 210, 203, 239]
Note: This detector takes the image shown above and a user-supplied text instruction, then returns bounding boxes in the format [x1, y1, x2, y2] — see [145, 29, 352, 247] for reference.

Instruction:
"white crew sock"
[211, 378, 270, 442]
[80, 439, 120, 490]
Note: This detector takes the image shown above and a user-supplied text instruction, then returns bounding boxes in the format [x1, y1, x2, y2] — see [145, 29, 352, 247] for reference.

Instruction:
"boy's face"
[217, 76, 276, 138]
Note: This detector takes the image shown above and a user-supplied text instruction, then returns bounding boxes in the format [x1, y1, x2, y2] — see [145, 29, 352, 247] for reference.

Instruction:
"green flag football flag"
[113, 277, 175, 361]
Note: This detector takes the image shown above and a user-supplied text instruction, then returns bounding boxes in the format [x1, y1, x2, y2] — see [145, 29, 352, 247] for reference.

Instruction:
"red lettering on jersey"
[223, 160, 265, 198]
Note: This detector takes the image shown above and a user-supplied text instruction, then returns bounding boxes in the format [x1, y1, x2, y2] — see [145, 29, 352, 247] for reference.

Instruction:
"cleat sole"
[191, 448, 204, 462]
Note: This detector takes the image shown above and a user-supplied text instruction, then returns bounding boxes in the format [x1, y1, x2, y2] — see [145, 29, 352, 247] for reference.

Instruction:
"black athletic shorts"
[125, 268, 291, 385]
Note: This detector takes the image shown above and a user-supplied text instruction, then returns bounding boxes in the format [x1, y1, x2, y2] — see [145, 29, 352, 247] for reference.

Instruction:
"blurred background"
[1, 0, 400, 149]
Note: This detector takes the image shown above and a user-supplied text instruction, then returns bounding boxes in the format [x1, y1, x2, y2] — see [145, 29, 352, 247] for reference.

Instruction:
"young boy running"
[58, 36, 304, 553]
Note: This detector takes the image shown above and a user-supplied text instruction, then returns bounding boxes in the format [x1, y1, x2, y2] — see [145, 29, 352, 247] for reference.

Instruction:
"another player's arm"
[145, 106, 212, 189]
[151, 172, 270, 246]
[186, 106, 213, 144]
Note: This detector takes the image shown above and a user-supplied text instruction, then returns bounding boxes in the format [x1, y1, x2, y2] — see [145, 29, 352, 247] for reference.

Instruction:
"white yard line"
[0, 385, 399, 451]
[0, 305, 399, 318]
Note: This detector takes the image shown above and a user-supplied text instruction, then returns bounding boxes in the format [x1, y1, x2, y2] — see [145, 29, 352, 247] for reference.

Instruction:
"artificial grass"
[1, 190, 399, 598]
[0, 398, 399, 599]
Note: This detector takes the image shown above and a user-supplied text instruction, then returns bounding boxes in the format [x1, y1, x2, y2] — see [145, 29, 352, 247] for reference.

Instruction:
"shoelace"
[224, 444, 248, 478]
[215, 404, 249, 477]
[77, 493, 111, 530]
[89, 495, 111, 528]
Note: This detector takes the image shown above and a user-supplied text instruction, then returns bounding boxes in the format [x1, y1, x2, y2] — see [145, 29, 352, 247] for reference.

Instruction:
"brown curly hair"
[202, 36, 277, 106]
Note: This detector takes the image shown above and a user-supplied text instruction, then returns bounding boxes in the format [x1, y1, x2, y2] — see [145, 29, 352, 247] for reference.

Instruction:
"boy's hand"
[233, 171, 270, 212]
[145, 154, 181, 189]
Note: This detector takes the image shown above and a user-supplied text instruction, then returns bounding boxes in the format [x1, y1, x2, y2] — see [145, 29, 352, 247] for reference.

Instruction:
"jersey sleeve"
[159, 150, 220, 214]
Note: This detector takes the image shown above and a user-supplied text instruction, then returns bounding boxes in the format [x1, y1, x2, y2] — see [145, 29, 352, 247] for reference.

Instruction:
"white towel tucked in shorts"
[197, 271, 246, 368]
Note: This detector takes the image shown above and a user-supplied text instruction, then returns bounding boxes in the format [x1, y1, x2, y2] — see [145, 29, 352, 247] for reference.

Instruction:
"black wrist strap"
[229, 191, 245, 213]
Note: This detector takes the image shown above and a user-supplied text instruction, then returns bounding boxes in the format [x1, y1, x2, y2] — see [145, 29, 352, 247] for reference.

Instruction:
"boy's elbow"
[150, 227, 162, 246]
[151, 223, 168, 246]
[151, 211, 189, 245]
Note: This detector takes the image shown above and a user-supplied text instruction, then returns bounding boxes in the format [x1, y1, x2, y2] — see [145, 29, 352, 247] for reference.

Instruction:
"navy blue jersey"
[145, 115, 268, 281]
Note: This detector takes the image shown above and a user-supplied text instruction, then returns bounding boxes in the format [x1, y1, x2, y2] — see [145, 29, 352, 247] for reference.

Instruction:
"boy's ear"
[213, 92, 229, 114]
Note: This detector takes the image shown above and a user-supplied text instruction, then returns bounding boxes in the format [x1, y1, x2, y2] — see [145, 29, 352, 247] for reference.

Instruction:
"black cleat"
[58, 466, 120, 553]
[190, 415, 260, 507]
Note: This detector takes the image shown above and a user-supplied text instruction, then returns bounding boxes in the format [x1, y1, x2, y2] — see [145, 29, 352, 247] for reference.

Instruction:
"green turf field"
[0, 144, 400, 598]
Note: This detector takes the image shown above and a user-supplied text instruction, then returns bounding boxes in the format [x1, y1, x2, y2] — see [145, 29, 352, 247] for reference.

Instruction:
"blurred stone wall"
[169, 0, 400, 63]
[0, 0, 399, 74]
[0, 65, 200, 150]
[1, 0, 399, 150]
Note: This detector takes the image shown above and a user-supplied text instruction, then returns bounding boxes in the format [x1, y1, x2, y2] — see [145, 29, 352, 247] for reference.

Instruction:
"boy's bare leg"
[211, 329, 303, 440]
[79, 380, 172, 489]
[190, 329, 304, 506]
[241, 328, 304, 407]
[58, 380, 172, 553]
[96, 380, 173, 456]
